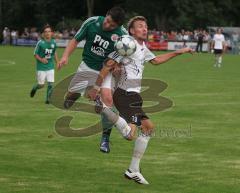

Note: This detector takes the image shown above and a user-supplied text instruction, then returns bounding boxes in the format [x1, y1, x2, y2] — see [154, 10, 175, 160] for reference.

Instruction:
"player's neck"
[135, 38, 144, 45]
[44, 37, 51, 42]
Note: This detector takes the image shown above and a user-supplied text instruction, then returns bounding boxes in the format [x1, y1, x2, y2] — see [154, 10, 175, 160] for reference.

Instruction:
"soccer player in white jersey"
[88, 16, 193, 184]
[211, 28, 226, 67]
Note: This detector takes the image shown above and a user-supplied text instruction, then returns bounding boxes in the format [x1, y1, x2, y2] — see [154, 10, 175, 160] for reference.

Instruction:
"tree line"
[0, 0, 240, 34]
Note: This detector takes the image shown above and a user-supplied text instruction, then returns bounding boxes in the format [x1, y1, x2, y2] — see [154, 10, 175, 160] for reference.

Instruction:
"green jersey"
[34, 38, 57, 71]
[74, 16, 128, 71]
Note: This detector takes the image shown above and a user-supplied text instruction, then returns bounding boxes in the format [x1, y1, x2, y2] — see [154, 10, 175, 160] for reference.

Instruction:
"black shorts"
[214, 49, 223, 54]
[113, 88, 149, 126]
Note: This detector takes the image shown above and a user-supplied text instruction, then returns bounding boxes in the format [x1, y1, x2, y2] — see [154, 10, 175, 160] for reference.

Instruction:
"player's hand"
[41, 58, 48, 64]
[88, 87, 99, 101]
[112, 64, 121, 77]
[176, 47, 194, 55]
[58, 56, 68, 70]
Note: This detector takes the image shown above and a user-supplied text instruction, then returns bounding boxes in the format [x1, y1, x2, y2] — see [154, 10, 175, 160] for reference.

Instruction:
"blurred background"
[1, 0, 240, 54]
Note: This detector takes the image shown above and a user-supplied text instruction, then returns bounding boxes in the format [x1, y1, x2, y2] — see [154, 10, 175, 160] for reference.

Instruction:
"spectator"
[11, 30, 18, 45]
[168, 30, 176, 41]
[2, 27, 11, 45]
[195, 30, 205, 52]
[30, 27, 39, 41]
[232, 32, 239, 55]
[148, 30, 154, 42]
[176, 32, 183, 41]
[62, 29, 70, 39]
[183, 31, 189, 47]
[69, 28, 76, 38]
[21, 28, 30, 39]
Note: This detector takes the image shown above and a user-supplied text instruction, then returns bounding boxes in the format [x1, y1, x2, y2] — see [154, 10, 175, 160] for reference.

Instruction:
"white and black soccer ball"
[114, 35, 137, 56]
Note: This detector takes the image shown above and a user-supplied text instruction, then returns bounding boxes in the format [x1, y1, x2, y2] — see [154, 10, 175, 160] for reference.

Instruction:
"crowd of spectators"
[2, 27, 78, 45]
[148, 29, 211, 42]
[2, 26, 239, 53]
[2, 27, 212, 44]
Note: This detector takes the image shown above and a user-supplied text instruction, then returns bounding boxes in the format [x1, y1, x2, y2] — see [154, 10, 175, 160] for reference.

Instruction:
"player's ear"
[129, 27, 134, 35]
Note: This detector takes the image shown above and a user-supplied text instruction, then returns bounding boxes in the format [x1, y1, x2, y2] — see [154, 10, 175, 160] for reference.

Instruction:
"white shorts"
[68, 61, 115, 94]
[37, 70, 54, 85]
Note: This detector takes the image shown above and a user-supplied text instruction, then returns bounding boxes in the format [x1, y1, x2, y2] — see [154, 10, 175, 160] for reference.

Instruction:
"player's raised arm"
[150, 47, 193, 65]
[57, 39, 78, 70]
[58, 17, 96, 70]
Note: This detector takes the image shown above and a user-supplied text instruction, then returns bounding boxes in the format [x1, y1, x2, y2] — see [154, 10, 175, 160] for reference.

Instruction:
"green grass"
[0, 46, 240, 193]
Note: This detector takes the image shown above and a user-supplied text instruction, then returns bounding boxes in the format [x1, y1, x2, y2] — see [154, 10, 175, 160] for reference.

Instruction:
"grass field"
[0, 46, 240, 193]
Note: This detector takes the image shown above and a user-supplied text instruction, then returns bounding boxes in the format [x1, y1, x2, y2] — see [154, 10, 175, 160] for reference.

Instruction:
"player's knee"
[126, 125, 137, 141]
[126, 132, 135, 141]
[126, 136, 134, 141]
[141, 122, 154, 136]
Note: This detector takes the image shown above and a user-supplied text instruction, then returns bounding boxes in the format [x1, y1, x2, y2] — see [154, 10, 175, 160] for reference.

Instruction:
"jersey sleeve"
[144, 47, 156, 62]
[108, 51, 123, 63]
[34, 40, 42, 55]
[74, 16, 98, 42]
[120, 26, 129, 35]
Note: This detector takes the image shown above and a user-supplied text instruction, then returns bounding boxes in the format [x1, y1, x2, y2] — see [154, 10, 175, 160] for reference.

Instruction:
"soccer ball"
[114, 35, 137, 56]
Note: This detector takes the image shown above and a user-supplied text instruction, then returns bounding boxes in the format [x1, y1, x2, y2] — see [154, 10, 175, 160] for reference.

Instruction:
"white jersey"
[213, 34, 225, 50]
[109, 40, 156, 93]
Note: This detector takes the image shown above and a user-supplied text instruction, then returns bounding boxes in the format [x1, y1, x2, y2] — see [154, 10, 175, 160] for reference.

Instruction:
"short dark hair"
[42, 24, 53, 32]
[107, 7, 125, 26]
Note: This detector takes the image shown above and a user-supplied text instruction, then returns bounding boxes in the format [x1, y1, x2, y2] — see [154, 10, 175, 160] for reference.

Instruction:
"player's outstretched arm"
[88, 59, 117, 101]
[150, 47, 193, 65]
[57, 39, 78, 70]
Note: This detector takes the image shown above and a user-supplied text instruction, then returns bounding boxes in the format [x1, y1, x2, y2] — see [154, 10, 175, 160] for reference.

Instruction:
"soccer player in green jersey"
[57, 7, 127, 153]
[30, 24, 59, 104]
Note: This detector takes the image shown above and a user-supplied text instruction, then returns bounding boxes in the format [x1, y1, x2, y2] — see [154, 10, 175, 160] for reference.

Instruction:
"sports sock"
[46, 82, 53, 101]
[129, 133, 150, 172]
[101, 107, 131, 138]
[32, 84, 42, 91]
[218, 56, 222, 64]
[215, 55, 219, 66]
[101, 112, 113, 141]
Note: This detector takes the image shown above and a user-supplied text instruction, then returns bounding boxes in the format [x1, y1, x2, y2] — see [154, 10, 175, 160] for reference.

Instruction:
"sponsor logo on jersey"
[91, 34, 110, 56]
[45, 49, 53, 59]
[91, 46, 105, 57]
[111, 34, 119, 42]
[93, 34, 109, 49]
